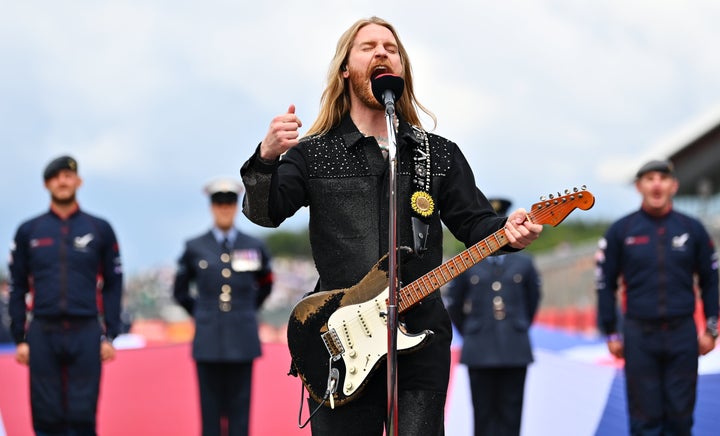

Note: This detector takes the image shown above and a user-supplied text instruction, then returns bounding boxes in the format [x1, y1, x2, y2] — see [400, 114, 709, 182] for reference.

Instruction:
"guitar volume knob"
[348, 366, 357, 374]
[348, 350, 357, 358]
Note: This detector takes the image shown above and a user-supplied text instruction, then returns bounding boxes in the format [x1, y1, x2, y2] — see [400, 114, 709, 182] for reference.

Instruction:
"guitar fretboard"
[395, 188, 594, 313]
[397, 226, 511, 313]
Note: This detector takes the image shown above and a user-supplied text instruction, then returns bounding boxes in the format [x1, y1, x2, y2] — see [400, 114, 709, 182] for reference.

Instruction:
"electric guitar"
[286, 187, 595, 408]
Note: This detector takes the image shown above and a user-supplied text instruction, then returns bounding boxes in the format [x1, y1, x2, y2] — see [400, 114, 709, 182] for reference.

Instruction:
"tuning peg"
[540, 195, 546, 201]
[581, 185, 587, 191]
[573, 187, 579, 193]
[548, 193, 554, 199]
[564, 189, 570, 195]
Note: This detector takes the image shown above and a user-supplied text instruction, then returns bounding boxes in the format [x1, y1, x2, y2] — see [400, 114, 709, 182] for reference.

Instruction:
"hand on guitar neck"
[504, 208, 543, 249]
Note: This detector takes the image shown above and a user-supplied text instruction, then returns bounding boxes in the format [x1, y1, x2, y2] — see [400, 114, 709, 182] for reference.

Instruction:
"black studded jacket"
[241, 114, 506, 293]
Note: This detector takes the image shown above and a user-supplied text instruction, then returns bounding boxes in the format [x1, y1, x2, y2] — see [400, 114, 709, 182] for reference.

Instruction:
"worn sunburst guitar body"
[287, 187, 595, 408]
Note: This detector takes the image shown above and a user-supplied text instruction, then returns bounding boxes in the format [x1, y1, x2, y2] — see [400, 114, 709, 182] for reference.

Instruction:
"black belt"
[34, 315, 97, 331]
[626, 315, 691, 331]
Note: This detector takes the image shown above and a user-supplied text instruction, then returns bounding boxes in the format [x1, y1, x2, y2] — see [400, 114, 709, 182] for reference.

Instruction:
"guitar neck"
[395, 188, 594, 313]
[397, 225, 512, 313]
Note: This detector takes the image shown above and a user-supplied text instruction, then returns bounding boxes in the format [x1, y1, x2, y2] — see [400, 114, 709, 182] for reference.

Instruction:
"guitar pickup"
[321, 328, 345, 360]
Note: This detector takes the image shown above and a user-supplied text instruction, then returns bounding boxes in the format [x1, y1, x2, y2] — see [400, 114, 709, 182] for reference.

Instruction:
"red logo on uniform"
[30, 238, 54, 248]
[624, 235, 650, 246]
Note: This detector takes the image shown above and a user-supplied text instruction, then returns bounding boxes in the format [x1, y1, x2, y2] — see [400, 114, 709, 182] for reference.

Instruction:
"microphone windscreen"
[371, 73, 405, 106]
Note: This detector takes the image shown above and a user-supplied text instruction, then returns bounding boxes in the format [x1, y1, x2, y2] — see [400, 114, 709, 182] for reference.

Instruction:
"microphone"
[371, 73, 404, 115]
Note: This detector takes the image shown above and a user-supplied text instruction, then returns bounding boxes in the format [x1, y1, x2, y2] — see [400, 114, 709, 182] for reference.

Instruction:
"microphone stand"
[383, 96, 400, 436]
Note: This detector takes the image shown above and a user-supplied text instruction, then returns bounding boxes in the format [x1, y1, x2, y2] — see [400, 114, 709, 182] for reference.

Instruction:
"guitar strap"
[409, 126, 433, 257]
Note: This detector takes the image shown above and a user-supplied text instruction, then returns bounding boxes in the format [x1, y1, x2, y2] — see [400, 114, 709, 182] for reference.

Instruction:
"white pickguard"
[326, 286, 429, 396]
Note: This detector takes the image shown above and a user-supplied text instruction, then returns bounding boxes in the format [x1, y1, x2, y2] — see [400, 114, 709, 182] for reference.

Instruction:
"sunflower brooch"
[410, 191, 435, 217]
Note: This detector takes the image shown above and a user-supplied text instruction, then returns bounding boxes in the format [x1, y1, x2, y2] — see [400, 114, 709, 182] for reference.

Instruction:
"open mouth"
[371, 66, 389, 80]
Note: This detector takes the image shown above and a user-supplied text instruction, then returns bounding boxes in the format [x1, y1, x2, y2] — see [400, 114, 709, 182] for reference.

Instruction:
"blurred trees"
[261, 221, 608, 258]
[443, 220, 607, 257]
[0, 221, 608, 327]
[263, 229, 312, 258]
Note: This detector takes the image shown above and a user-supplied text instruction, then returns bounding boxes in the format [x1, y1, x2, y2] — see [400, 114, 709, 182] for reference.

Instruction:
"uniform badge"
[74, 233, 94, 250]
[672, 233, 689, 250]
[410, 191, 434, 217]
[231, 249, 262, 272]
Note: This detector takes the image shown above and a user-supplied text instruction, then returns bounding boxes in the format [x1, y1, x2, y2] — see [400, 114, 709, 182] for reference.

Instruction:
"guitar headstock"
[530, 186, 595, 227]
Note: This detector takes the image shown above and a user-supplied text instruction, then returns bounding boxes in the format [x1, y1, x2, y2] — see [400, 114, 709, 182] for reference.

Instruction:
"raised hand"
[260, 104, 303, 161]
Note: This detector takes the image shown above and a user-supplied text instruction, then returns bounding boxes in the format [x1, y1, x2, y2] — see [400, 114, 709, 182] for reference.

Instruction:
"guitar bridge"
[321, 328, 345, 361]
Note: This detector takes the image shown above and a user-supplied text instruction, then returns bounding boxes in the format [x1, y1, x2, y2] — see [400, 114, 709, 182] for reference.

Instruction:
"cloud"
[2, 0, 720, 271]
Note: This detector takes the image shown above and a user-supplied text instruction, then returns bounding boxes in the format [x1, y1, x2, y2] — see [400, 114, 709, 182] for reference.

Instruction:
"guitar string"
[337, 193, 592, 340]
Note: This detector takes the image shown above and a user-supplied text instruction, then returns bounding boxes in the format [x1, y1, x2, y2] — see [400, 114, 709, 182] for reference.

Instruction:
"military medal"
[410, 191, 434, 217]
[231, 249, 262, 272]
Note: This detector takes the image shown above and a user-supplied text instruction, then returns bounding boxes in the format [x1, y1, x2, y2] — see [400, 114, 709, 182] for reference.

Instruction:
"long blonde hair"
[305, 16, 436, 137]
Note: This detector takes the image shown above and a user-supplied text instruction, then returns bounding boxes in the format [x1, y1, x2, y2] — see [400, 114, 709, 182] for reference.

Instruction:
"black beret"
[43, 155, 78, 180]
[635, 160, 674, 179]
[488, 198, 512, 217]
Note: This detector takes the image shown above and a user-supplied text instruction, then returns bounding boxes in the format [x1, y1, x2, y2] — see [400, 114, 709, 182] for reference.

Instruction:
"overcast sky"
[2, 0, 720, 273]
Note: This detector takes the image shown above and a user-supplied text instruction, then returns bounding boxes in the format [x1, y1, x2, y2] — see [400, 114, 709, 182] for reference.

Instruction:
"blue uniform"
[446, 253, 541, 436]
[173, 227, 273, 436]
[8, 207, 123, 435]
[596, 208, 719, 435]
[0, 283, 11, 343]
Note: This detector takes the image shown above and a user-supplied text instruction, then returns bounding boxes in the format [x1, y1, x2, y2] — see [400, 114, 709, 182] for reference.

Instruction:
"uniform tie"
[489, 255, 504, 265]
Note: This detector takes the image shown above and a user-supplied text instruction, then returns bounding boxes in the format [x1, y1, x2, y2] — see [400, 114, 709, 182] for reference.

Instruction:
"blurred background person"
[0, 277, 12, 344]
[173, 177, 274, 436]
[596, 159, 719, 436]
[445, 198, 542, 436]
[8, 155, 123, 436]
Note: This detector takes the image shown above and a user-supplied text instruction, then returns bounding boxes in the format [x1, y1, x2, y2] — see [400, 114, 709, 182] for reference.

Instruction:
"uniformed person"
[0, 279, 12, 343]
[8, 155, 123, 436]
[173, 177, 273, 436]
[445, 198, 541, 436]
[596, 159, 719, 435]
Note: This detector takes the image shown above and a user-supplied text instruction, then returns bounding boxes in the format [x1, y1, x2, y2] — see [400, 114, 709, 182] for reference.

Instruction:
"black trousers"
[468, 366, 527, 436]
[623, 316, 698, 436]
[27, 317, 102, 436]
[195, 361, 253, 436]
[307, 379, 447, 436]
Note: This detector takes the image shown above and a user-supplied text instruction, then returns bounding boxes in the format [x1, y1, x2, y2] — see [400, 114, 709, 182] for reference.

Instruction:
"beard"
[348, 66, 384, 111]
[51, 191, 76, 206]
